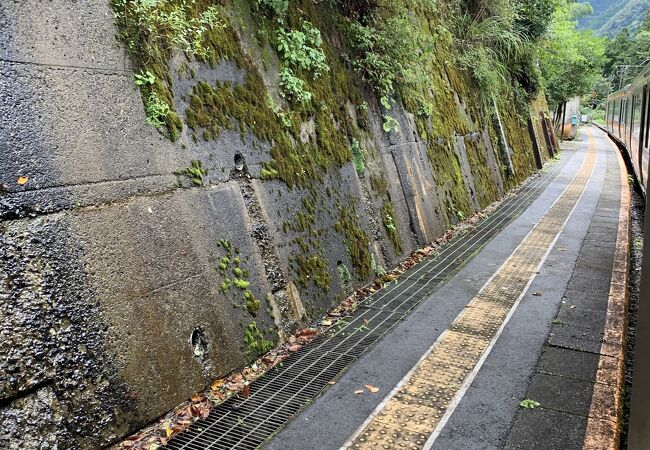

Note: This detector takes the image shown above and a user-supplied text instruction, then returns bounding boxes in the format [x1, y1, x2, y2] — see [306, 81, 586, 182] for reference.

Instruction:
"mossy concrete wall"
[1, 1, 543, 448]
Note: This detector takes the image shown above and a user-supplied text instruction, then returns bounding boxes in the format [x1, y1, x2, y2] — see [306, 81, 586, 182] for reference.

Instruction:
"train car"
[606, 65, 650, 195]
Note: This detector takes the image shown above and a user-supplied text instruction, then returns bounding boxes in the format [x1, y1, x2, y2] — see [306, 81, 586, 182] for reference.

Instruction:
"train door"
[639, 84, 650, 189]
[619, 99, 625, 139]
[639, 86, 648, 187]
[607, 101, 612, 133]
[615, 99, 621, 139]
[631, 94, 637, 151]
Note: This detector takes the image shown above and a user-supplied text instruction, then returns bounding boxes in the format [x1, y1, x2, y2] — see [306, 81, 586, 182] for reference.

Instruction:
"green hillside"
[580, 0, 650, 36]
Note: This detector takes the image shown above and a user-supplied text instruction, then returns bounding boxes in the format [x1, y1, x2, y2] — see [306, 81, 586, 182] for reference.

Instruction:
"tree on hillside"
[514, 0, 558, 40]
[539, 1, 606, 123]
[632, 11, 650, 64]
[603, 8, 650, 88]
[603, 28, 633, 86]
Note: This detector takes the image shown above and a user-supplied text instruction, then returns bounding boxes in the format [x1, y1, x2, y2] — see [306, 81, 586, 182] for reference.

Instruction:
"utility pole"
[616, 59, 650, 90]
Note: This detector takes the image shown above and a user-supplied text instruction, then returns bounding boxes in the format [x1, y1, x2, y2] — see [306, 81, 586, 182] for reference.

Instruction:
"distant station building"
[558, 96, 581, 140]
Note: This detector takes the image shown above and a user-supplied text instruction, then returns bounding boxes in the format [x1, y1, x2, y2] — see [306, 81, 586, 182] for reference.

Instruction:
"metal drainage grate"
[166, 153, 572, 450]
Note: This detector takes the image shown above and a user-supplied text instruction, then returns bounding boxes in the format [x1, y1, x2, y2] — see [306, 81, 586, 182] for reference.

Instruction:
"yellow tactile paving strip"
[346, 133, 598, 450]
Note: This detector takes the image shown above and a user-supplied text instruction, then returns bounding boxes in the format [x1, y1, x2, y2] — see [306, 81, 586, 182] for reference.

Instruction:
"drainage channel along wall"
[0, 1, 546, 448]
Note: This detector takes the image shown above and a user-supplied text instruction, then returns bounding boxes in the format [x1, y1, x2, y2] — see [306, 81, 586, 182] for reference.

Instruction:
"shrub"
[276, 21, 329, 78]
[257, 0, 288, 17]
[345, 14, 434, 103]
[453, 13, 526, 103]
[279, 68, 313, 105]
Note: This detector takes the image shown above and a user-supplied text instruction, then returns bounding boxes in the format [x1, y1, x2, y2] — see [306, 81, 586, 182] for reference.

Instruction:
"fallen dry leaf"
[288, 344, 300, 352]
[298, 328, 318, 337]
[321, 319, 332, 326]
[231, 373, 243, 383]
[241, 385, 250, 398]
[364, 384, 379, 393]
[354, 390, 364, 395]
[17, 176, 28, 186]
[211, 379, 224, 390]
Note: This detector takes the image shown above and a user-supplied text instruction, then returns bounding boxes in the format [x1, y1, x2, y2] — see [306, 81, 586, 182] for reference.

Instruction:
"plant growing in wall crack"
[382, 115, 400, 133]
[382, 201, 402, 253]
[175, 160, 207, 186]
[145, 91, 173, 128]
[351, 138, 365, 175]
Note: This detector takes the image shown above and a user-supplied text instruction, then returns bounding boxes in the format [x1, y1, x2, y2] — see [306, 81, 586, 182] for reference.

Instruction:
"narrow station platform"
[261, 126, 629, 450]
[167, 126, 630, 450]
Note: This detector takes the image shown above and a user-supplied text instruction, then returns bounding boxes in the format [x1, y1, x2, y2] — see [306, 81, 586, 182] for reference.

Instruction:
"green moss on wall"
[216, 240, 262, 317]
[244, 321, 274, 357]
[293, 252, 331, 291]
[114, 0, 541, 323]
[462, 137, 500, 208]
[501, 103, 536, 187]
[334, 204, 371, 280]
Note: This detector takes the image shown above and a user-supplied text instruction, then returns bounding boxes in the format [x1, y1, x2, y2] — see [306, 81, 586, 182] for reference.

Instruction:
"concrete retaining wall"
[0, 1, 540, 447]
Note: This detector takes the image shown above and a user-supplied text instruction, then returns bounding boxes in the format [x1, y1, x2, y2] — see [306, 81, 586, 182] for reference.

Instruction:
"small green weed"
[175, 160, 207, 186]
[371, 254, 386, 277]
[134, 70, 156, 86]
[145, 91, 172, 128]
[337, 263, 352, 284]
[351, 138, 365, 175]
[382, 202, 402, 253]
[519, 399, 541, 409]
[382, 115, 399, 133]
